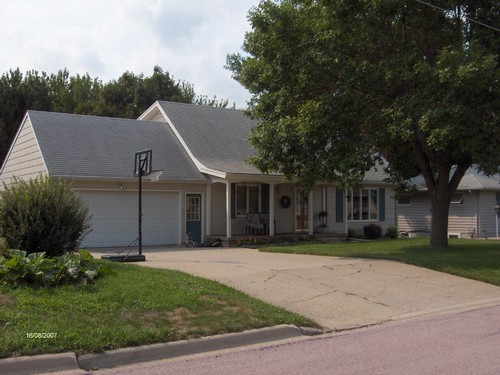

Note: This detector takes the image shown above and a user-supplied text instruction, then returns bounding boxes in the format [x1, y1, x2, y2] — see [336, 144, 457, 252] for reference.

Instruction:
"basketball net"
[150, 170, 163, 182]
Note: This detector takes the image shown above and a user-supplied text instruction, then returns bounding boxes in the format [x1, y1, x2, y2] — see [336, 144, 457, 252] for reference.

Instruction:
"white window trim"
[236, 184, 261, 217]
[347, 188, 379, 222]
[450, 193, 464, 204]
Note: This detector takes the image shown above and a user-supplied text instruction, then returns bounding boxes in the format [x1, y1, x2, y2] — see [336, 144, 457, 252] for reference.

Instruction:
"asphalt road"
[93, 304, 500, 375]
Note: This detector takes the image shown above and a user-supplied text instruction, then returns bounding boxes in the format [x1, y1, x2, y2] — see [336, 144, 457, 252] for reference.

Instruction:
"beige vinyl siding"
[210, 182, 227, 235]
[478, 191, 499, 238]
[0, 117, 46, 187]
[397, 192, 432, 234]
[448, 191, 478, 237]
[398, 190, 499, 238]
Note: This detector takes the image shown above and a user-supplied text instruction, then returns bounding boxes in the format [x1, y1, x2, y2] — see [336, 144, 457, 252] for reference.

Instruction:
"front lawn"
[0, 260, 316, 358]
[260, 238, 500, 286]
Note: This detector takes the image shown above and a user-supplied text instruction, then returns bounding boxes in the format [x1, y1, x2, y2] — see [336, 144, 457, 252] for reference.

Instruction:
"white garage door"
[79, 191, 179, 248]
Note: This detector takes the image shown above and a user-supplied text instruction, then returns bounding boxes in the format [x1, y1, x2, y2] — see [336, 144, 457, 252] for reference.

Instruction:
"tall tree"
[49, 69, 103, 115]
[0, 69, 52, 162]
[227, 0, 499, 249]
[96, 66, 196, 118]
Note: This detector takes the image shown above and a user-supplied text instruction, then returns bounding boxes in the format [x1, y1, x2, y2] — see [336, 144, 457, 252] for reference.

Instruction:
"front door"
[295, 189, 308, 231]
[186, 194, 202, 244]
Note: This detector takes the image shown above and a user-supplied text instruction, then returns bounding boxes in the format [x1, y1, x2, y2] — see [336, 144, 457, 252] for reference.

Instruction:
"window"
[450, 193, 464, 204]
[236, 184, 259, 216]
[347, 188, 378, 221]
[398, 194, 412, 206]
[186, 195, 201, 221]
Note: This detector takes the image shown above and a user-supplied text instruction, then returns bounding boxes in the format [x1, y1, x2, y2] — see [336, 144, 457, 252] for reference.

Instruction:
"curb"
[0, 352, 79, 375]
[0, 325, 322, 374]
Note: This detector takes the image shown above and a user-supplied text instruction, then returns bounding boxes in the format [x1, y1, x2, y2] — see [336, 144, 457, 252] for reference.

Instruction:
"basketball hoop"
[150, 170, 163, 182]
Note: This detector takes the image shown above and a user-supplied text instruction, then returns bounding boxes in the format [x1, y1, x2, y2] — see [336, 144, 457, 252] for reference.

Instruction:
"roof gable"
[0, 114, 47, 185]
[153, 101, 268, 176]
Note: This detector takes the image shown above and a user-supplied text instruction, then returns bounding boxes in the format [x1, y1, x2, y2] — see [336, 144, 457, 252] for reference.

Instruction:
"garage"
[79, 191, 180, 248]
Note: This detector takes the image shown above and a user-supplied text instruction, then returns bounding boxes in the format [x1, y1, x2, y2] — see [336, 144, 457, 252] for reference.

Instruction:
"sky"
[0, 0, 259, 108]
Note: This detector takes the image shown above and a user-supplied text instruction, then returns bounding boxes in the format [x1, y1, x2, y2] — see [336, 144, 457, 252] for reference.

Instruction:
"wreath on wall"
[280, 195, 291, 208]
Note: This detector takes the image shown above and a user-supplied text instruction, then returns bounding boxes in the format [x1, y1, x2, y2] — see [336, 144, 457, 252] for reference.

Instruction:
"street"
[94, 304, 500, 375]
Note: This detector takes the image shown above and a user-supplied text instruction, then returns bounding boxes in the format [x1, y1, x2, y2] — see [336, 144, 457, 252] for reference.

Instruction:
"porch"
[207, 181, 337, 240]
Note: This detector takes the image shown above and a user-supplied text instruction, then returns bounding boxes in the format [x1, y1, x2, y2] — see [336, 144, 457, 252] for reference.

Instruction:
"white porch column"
[269, 183, 275, 236]
[206, 183, 212, 236]
[226, 182, 232, 239]
[308, 190, 314, 235]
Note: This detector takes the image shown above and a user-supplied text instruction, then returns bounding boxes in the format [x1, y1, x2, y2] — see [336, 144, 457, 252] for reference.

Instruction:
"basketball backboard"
[134, 149, 152, 176]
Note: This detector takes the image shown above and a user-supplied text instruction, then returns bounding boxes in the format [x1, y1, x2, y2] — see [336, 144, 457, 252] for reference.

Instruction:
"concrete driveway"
[91, 247, 500, 331]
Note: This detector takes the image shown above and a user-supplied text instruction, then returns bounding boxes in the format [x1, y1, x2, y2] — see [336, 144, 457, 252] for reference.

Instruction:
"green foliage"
[347, 228, 357, 239]
[385, 226, 399, 239]
[227, 0, 499, 248]
[0, 249, 107, 287]
[0, 261, 314, 358]
[0, 176, 90, 257]
[363, 224, 382, 240]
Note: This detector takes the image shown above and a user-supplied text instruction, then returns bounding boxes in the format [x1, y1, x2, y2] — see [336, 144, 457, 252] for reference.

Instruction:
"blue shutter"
[379, 188, 385, 222]
[496, 192, 500, 204]
[261, 184, 270, 213]
[336, 188, 344, 222]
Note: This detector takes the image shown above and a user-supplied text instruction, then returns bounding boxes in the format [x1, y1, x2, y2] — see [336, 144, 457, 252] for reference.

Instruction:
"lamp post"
[494, 204, 500, 239]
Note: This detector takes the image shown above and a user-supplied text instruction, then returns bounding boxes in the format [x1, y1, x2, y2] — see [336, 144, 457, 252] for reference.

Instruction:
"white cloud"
[0, 0, 257, 107]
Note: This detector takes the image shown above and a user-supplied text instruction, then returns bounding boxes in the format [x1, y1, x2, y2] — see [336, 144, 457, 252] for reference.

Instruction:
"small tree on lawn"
[0, 175, 90, 257]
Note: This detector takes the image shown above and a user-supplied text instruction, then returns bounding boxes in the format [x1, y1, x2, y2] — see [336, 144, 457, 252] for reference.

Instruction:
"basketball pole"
[138, 164, 143, 256]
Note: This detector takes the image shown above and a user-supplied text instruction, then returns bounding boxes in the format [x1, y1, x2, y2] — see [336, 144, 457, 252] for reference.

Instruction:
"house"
[0, 101, 397, 248]
[397, 168, 500, 238]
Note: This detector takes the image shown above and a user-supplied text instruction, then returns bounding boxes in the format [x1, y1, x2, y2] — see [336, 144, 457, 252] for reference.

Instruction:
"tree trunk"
[429, 187, 451, 249]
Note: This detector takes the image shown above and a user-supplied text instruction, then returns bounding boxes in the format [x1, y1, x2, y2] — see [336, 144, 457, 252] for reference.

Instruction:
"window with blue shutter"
[379, 188, 385, 222]
[336, 188, 344, 222]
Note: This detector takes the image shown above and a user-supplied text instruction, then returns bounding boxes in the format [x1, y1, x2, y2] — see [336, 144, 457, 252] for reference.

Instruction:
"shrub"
[0, 249, 108, 286]
[386, 226, 399, 239]
[347, 228, 357, 238]
[0, 176, 90, 257]
[363, 224, 382, 239]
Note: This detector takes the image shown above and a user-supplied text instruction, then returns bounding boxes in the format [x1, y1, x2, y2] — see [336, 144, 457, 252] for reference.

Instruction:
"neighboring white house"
[0, 101, 398, 248]
[397, 168, 500, 239]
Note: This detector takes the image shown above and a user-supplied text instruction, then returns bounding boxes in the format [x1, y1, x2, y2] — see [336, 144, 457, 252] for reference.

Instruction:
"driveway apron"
[92, 247, 500, 330]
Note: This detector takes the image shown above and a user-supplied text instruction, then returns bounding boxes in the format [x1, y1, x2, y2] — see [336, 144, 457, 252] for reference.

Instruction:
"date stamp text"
[26, 332, 58, 339]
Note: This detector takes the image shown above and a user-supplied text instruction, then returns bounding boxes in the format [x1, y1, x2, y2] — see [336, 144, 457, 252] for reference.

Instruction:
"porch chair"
[259, 213, 270, 234]
[246, 213, 264, 235]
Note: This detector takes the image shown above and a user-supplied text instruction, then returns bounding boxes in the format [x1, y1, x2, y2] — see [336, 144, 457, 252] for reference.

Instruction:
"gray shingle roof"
[411, 167, 500, 191]
[157, 101, 267, 175]
[29, 110, 207, 182]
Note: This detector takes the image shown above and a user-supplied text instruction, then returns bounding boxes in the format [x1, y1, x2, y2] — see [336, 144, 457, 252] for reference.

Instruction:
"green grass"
[260, 238, 500, 286]
[0, 260, 316, 358]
